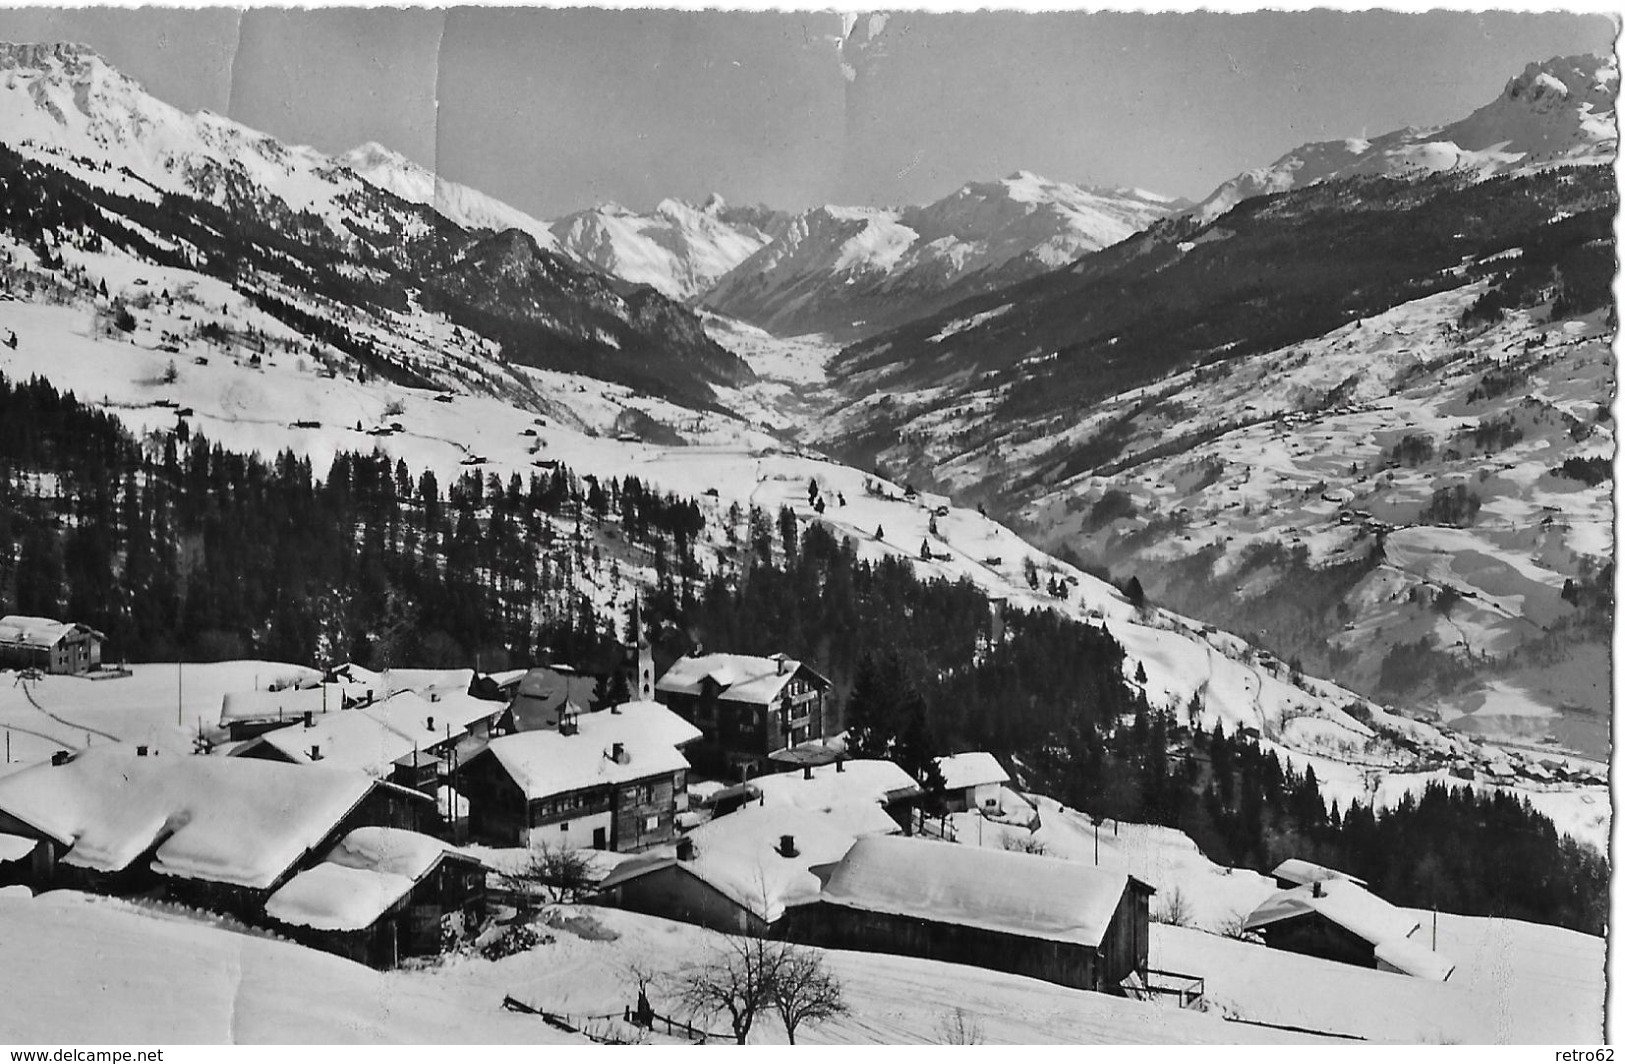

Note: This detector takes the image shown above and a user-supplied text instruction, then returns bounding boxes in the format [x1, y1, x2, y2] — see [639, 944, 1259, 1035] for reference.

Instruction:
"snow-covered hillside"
[0, 42, 421, 244]
[0, 235, 1607, 854]
[339, 141, 562, 252]
[1193, 52, 1617, 222]
[701, 173, 1182, 338]
[1011, 287, 1613, 761]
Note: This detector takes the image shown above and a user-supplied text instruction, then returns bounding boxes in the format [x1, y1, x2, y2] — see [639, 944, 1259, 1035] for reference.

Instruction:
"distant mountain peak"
[1192, 51, 1617, 223]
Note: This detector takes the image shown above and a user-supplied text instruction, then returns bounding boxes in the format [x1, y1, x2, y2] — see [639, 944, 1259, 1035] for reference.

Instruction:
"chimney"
[430, 692, 440, 703]
[802, 764, 813, 780]
[50, 750, 70, 766]
[611, 741, 626, 763]
[675, 837, 695, 861]
[776, 654, 788, 676]
[136, 745, 148, 757]
[836, 756, 845, 773]
[303, 710, 314, 728]
[777, 834, 798, 858]
[310, 745, 322, 760]
[1312, 880, 1324, 898]
[426, 716, 435, 732]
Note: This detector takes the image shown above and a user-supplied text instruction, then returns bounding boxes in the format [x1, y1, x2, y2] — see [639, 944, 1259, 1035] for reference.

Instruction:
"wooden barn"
[265, 827, 487, 968]
[780, 835, 1155, 993]
[1244, 875, 1455, 980]
[460, 700, 700, 851]
[594, 803, 862, 936]
[654, 652, 834, 778]
[0, 745, 430, 920]
[0, 615, 104, 675]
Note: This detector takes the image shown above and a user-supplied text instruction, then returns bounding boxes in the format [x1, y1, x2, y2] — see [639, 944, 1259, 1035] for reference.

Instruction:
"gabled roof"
[0, 615, 103, 649]
[820, 835, 1147, 948]
[1245, 876, 1454, 981]
[600, 804, 860, 923]
[1271, 858, 1368, 888]
[935, 752, 1011, 791]
[264, 827, 482, 932]
[218, 684, 358, 727]
[752, 759, 923, 813]
[1246, 877, 1419, 946]
[239, 690, 502, 774]
[480, 701, 700, 800]
[655, 653, 828, 705]
[0, 747, 423, 890]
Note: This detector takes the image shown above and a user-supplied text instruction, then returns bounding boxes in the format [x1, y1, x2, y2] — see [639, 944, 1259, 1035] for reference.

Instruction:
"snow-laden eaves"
[820, 834, 1145, 948]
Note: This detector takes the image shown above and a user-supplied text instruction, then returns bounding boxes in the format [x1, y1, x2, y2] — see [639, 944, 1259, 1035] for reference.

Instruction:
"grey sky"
[0, 8, 1613, 215]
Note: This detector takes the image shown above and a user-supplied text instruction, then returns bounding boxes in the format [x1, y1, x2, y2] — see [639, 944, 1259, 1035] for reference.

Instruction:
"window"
[560, 821, 569, 831]
[645, 816, 659, 832]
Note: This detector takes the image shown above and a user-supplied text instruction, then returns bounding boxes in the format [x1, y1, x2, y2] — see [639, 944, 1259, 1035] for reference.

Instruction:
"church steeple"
[630, 593, 654, 701]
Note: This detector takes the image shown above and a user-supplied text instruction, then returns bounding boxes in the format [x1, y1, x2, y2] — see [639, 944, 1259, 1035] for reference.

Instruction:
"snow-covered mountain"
[1193, 53, 1618, 222]
[551, 195, 784, 302]
[701, 173, 1185, 339]
[0, 40, 751, 404]
[343, 148, 782, 301]
[816, 130, 1615, 753]
[338, 140, 562, 252]
[0, 42, 424, 244]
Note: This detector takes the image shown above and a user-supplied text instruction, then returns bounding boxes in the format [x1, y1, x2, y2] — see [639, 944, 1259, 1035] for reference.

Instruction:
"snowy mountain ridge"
[699, 172, 1187, 339]
[337, 140, 563, 253]
[1193, 52, 1618, 222]
[550, 194, 784, 301]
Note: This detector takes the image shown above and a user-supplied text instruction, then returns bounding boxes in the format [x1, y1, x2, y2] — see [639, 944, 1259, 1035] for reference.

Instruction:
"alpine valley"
[0, 36, 1612, 1045]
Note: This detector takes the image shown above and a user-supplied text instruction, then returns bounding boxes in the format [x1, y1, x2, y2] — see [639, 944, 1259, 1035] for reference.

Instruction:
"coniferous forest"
[0, 371, 1606, 934]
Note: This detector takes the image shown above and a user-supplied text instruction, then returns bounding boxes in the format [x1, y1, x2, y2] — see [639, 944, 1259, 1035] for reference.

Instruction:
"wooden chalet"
[0, 615, 104, 675]
[265, 827, 487, 969]
[594, 804, 861, 936]
[1244, 873, 1455, 980]
[0, 746, 429, 920]
[779, 835, 1155, 994]
[654, 652, 835, 778]
[460, 700, 701, 852]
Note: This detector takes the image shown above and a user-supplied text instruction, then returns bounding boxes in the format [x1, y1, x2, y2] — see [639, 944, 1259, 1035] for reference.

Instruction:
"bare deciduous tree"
[679, 936, 847, 1045]
[500, 842, 599, 913]
[771, 944, 846, 1044]
[679, 935, 781, 1045]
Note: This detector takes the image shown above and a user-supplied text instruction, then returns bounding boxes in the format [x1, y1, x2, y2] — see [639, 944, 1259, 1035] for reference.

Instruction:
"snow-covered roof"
[808, 800, 904, 839]
[0, 747, 414, 889]
[380, 668, 475, 697]
[655, 653, 825, 705]
[219, 684, 353, 726]
[820, 835, 1143, 948]
[0, 833, 36, 862]
[1245, 878, 1420, 947]
[0, 615, 102, 649]
[752, 759, 922, 814]
[600, 803, 859, 923]
[241, 690, 502, 774]
[264, 827, 479, 932]
[482, 701, 700, 800]
[935, 752, 1010, 791]
[1272, 858, 1368, 888]
[1375, 936, 1456, 982]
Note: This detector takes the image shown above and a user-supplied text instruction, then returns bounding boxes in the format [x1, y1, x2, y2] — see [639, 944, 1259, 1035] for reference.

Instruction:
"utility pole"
[177, 658, 183, 728]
